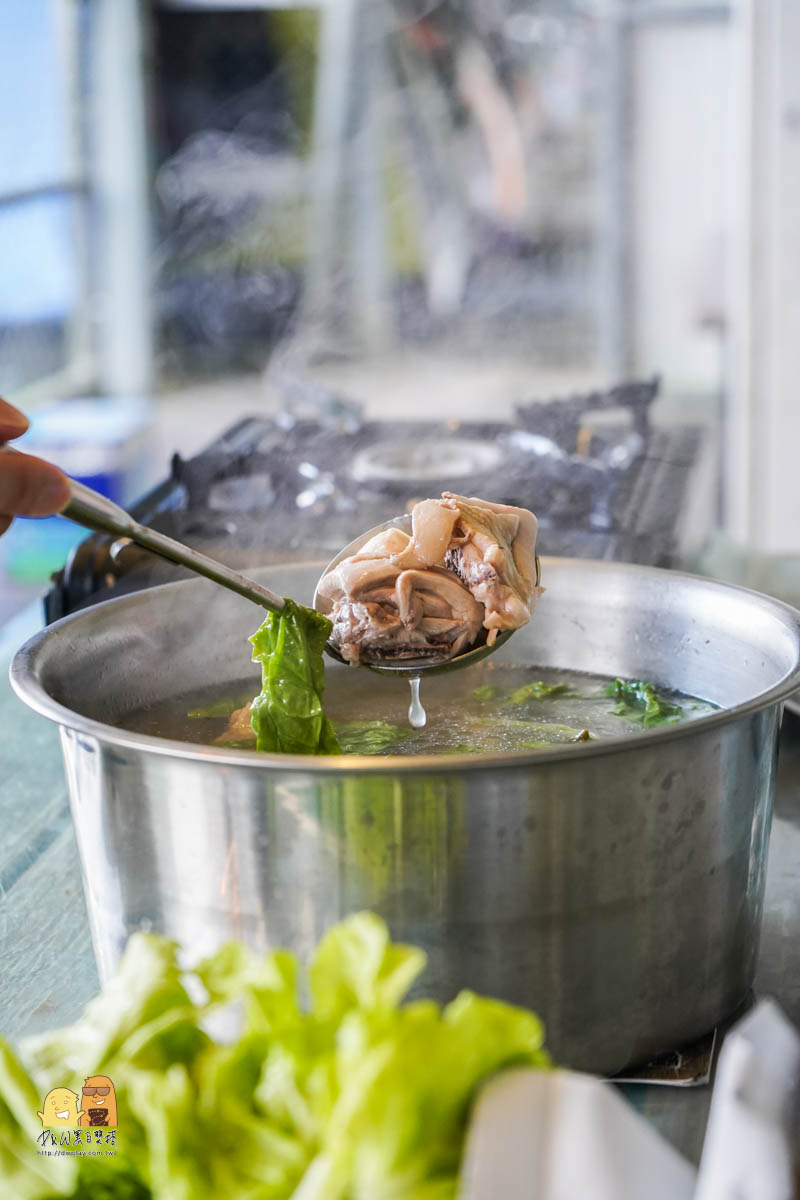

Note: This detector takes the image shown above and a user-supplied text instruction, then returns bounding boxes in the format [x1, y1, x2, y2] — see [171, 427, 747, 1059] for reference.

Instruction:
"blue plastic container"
[2, 398, 153, 582]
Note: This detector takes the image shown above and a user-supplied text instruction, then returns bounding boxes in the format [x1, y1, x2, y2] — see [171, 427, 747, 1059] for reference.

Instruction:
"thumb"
[0, 448, 71, 517]
[0, 397, 30, 440]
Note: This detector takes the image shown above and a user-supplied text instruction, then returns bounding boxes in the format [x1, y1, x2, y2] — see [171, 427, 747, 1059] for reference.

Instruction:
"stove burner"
[516, 376, 659, 447]
[208, 472, 274, 511]
[42, 378, 711, 624]
[349, 438, 503, 484]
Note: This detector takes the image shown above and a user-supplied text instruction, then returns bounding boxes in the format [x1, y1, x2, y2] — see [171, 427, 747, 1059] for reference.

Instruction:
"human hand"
[0, 399, 71, 538]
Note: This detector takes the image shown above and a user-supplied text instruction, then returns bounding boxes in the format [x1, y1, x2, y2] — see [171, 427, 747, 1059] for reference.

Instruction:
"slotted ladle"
[26, 462, 537, 678]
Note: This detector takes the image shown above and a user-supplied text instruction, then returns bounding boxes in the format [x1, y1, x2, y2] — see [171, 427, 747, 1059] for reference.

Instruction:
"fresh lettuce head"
[1, 913, 549, 1200]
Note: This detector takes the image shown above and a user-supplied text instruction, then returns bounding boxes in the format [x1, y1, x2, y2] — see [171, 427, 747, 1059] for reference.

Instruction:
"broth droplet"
[408, 676, 427, 729]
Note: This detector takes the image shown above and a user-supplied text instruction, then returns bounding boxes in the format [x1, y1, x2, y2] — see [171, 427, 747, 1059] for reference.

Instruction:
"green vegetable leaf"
[305, 988, 550, 1199]
[310, 912, 426, 1022]
[121, 1065, 208, 1200]
[471, 685, 499, 702]
[197, 1037, 309, 1196]
[49, 1162, 151, 1200]
[603, 678, 683, 727]
[505, 680, 575, 705]
[22, 936, 197, 1088]
[195, 942, 299, 1036]
[2, 915, 550, 1200]
[334, 721, 407, 756]
[249, 600, 341, 755]
[0, 1040, 77, 1198]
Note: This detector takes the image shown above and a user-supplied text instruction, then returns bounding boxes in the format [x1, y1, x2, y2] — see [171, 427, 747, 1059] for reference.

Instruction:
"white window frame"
[6, 0, 153, 406]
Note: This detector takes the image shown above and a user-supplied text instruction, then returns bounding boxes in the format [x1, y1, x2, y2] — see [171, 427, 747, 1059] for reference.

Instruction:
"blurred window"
[0, 0, 89, 393]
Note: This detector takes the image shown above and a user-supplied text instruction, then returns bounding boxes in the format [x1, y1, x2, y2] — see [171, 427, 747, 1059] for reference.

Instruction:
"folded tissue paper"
[694, 1000, 800, 1200]
[459, 1000, 800, 1200]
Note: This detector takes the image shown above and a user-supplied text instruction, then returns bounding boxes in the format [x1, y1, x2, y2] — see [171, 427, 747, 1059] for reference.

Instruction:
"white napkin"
[459, 1067, 697, 1200]
[694, 1000, 800, 1200]
[459, 1001, 800, 1200]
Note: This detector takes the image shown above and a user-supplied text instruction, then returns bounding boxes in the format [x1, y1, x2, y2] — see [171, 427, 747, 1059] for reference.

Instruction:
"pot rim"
[10, 557, 800, 774]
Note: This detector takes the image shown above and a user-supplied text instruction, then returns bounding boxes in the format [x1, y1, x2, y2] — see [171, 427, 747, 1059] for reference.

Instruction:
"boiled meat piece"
[392, 499, 460, 567]
[316, 493, 541, 664]
[441, 493, 542, 640]
[316, 558, 484, 664]
[215, 701, 256, 747]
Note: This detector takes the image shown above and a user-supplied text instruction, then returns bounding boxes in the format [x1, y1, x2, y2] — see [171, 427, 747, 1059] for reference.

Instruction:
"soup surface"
[121, 662, 716, 756]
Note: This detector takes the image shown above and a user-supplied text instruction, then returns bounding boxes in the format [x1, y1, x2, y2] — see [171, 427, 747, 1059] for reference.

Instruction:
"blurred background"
[1, 0, 799, 621]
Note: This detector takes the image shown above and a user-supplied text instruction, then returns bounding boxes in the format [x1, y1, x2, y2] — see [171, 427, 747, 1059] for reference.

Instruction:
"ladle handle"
[63, 477, 286, 614]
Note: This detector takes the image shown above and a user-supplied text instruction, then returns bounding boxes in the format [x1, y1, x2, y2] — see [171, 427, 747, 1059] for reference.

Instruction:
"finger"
[0, 449, 71, 517]
[0, 397, 30, 441]
[0, 514, 11, 538]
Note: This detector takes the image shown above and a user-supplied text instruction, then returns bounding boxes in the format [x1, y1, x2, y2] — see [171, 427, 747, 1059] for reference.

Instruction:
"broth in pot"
[122, 662, 716, 756]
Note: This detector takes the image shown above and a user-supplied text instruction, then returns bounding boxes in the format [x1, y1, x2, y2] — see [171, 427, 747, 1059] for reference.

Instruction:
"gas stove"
[44, 377, 712, 623]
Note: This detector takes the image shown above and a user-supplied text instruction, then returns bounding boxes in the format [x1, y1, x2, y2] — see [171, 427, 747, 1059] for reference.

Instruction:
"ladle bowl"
[48, 468, 535, 677]
[313, 514, 541, 677]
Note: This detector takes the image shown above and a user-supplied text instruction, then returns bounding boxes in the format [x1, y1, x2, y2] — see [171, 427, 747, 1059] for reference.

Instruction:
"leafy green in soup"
[602, 678, 683, 727]
[249, 599, 341, 755]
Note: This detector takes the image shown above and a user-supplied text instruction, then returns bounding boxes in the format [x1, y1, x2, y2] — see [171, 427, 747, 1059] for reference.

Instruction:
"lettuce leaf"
[0, 1040, 77, 1198]
[195, 941, 299, 1036]
[334, 721, 407, 756]
[310, 912, 427, 1022]
[249, 600, 341, 755]
[603, 678, 683, 727]
[1, 914, 549, 1200]
[22, 936, 203, 1088]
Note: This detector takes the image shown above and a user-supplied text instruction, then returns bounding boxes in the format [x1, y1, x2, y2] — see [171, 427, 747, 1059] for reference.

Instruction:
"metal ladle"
[57, 474, 288, 615]
[30, 466, 537, 678]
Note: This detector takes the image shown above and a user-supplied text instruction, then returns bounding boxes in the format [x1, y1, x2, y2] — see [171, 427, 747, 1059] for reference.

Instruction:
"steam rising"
[153, 4, 603, 383]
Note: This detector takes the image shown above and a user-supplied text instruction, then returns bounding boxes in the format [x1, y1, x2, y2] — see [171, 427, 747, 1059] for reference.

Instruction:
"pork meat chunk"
[317, 558, 484, 664]
[441, 493, 542, 641]
[316, 493, 541, 664]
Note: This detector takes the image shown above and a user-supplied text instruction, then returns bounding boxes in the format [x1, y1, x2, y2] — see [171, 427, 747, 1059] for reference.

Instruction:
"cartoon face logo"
[80, 1075, 118, 1128]
[37, 1087, 82, 1127]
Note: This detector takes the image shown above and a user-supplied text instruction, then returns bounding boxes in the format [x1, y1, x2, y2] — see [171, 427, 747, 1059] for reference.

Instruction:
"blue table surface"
[2, 599, 799, 1169]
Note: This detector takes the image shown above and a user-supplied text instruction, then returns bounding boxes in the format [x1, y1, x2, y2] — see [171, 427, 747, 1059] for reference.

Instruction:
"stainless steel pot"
[11, 559, 800, 1073]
